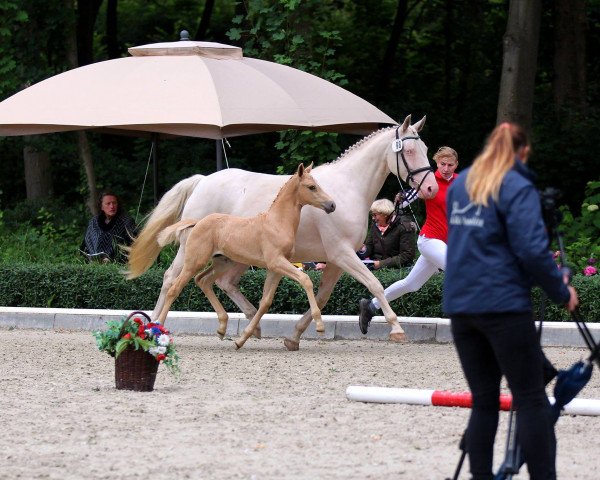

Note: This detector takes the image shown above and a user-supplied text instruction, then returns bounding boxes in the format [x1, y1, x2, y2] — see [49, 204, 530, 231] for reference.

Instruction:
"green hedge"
[0, 263, 598, 321]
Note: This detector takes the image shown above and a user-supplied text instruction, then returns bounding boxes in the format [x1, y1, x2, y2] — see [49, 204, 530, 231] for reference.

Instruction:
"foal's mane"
[267, 170, 299, 209]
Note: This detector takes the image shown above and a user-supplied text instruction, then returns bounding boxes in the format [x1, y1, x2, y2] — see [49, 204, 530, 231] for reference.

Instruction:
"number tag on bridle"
[391, 139, 403, 153]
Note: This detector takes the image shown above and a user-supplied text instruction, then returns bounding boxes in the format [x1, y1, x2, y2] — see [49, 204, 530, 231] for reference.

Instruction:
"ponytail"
[466, 122, 529, 206]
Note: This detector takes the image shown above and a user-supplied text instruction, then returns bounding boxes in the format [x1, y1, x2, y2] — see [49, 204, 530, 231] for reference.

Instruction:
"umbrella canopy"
[0, 38, 396, 139]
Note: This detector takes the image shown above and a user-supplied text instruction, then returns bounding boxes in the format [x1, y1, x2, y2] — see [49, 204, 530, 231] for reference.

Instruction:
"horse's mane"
[325, 126, 397, 167]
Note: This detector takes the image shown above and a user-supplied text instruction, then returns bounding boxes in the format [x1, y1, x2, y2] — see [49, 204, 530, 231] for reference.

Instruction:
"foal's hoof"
[283, 338, 300, 351]
[234, 341, 242, 350]
[389, 332, 408, 343]
[253, 326, 262, 339]
[217, 331, 225, 340]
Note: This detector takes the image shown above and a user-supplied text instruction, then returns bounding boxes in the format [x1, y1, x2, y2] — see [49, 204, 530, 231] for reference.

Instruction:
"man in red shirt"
[359, 146, 459, 334]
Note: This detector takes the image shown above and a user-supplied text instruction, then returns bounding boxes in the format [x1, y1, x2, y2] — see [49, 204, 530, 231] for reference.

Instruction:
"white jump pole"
[346, 386, 600, 417]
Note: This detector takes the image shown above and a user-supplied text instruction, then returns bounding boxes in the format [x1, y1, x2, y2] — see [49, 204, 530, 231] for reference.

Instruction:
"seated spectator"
[362, 198, 416, 269]
[80, 191, 137, 263]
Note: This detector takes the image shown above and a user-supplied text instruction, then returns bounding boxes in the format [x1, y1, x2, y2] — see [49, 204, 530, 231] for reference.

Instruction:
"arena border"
[0, 306, 597, 347]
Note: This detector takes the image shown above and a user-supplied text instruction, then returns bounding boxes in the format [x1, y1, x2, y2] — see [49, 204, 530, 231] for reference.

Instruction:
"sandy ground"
[1, 329, 599, 480]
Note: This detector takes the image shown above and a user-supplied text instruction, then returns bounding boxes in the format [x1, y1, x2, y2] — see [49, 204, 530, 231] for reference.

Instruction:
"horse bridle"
[392, 126, 434, 203]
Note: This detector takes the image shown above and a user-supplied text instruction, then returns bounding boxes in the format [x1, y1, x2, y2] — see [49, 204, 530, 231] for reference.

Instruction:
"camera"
[539, 187, 563, 228]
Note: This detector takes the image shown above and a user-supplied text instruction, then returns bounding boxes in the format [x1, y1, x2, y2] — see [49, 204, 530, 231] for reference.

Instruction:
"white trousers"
[372, 236, 447, 309]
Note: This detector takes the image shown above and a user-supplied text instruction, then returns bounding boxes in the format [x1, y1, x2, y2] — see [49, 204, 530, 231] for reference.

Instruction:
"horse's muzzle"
[323, 201, 336, 214]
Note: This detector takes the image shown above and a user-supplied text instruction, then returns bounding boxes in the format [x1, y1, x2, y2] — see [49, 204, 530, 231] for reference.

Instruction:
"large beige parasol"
[0, 37, 396, 139]
[0, 35, 396, 201]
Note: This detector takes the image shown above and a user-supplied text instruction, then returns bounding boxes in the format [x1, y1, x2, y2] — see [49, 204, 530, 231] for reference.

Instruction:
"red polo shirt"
[419, 170, 457, 243]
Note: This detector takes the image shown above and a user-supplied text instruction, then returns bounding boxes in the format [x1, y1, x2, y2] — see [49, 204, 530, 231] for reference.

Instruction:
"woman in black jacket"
[362, 198, 416, 269]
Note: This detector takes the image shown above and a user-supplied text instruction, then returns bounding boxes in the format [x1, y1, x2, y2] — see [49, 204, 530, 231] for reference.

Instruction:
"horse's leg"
[151, 239, 188, 320]
[194, 266, 230, 339]
[326, 247, 406, 342]
[157, 265, 197, 325]
[283, 263, 343, 352]
[213, 259, 261, 338]
[234, 271, 283, 350]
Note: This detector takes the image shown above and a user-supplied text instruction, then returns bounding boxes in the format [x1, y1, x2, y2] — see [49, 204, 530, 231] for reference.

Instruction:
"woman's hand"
[566, 285, 579, 312]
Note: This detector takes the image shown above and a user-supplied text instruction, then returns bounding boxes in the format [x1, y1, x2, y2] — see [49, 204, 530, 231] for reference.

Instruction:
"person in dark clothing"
[81, 192, 137, 263]
[443, 122, 578, 480]
[362, 198, 416, 269]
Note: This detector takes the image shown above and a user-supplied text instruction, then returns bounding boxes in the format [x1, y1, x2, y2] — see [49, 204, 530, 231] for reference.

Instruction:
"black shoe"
[359, 298, 375, 334]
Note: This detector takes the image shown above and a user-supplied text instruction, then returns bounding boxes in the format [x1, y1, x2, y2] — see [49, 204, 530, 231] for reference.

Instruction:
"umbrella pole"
[216, 139, 223, 171]
[152, 134, 159, 205]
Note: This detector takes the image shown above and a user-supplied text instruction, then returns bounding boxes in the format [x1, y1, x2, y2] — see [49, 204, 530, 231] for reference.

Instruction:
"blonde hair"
[370, 198, 395, 216]
[433, 146, 458, 163]
[466, 122, 529, 206]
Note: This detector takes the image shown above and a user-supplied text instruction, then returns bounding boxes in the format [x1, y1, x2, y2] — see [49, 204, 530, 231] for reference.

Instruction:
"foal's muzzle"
[323, 201, 336, 214]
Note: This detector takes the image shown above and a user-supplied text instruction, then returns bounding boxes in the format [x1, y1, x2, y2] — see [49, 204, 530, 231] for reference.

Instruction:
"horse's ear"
[297, 163, 305, 177]
[305, 162, 314, 173]
[400, 115, 412, 132]
[413, 115, 426, 132]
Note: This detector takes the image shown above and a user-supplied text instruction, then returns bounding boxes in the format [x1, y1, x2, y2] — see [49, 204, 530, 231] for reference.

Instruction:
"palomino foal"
[155, 163, 335, 349]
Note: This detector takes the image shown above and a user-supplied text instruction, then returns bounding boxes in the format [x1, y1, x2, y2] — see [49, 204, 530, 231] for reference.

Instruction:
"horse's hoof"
[316, 322, 325, 334]
[217, 331, 225, 340]
[389, 332, 408, 343]
[283, 338, 300, 351]
[234, 341, 242, 350]
[253, 327, 262, 339]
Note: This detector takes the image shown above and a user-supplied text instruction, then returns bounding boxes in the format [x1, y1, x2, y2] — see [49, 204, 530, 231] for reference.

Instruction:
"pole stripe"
[346, 386, 600, 416]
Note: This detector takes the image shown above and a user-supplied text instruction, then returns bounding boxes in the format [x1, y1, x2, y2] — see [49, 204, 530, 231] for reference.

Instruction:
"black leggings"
[451, 312, 556, 480]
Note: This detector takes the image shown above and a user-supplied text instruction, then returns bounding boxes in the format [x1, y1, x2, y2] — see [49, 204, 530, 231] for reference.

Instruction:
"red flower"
[138, 325, 145, 336]
[138, 332, 146, 340]
[133, 317, 143, 325]
[156, 353, 166, 362]
[123, 333, 132, 340]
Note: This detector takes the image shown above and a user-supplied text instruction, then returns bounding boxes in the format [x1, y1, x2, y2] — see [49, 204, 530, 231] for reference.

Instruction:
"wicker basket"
[114, 311, 159, 392]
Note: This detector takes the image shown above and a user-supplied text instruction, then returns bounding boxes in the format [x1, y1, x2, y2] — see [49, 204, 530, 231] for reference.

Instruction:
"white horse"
[126, 115, 438, 350]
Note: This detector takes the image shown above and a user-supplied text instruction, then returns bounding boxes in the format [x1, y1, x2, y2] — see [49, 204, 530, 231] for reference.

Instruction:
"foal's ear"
[297, 163, 305, 177]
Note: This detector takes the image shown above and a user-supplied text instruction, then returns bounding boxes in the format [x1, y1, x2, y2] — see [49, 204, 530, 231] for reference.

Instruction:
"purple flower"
[583, 265, 597, 276]
[588, 257, 597, 265]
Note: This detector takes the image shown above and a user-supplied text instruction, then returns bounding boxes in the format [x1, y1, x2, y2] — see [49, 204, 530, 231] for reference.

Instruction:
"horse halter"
[392, 126, 433, 200]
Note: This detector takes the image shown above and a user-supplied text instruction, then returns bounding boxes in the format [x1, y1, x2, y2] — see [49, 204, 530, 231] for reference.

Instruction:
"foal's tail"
[157, 220, 198, 247]
[125, 174, 204, 279]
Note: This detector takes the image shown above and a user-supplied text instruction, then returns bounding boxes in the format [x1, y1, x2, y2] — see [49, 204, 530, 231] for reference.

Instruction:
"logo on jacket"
[449, 201, 484, 227]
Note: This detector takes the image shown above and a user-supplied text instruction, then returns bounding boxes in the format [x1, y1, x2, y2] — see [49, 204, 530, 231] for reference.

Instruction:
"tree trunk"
[496, 0, 542, 132]
[376, 0, 409, 104]
[23, 146, 52, 201]
[76, 0, 103, 66]
[554, 0, 587, 114]
[66, 0, 99, 215]
[106, 0, 119, 59]
[194, 0, 215, 40]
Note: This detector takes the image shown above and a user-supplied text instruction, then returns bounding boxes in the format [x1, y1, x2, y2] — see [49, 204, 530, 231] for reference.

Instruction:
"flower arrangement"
[93, 313, 180, 375]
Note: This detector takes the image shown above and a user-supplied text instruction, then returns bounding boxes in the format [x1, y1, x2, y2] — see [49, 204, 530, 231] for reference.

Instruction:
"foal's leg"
[234, 271, 283, 350]
[194, 266, 230, 339]
[269, 259, 324, 334]
[212, 258, 261, 338]
[283, 263, 343, 351]
[326, 247, 406, 342]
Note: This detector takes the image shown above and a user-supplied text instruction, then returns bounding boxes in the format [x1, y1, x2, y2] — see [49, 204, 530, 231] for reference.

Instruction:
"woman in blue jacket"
[444, 122, 578, 480]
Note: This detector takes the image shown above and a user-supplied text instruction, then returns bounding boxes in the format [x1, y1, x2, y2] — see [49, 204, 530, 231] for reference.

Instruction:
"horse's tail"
[157, 219, 198, 247]
[125, 174, 204, 279]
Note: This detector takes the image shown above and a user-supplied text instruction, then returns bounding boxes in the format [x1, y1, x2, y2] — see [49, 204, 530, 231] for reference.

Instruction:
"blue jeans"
[451, 312, 556, 480]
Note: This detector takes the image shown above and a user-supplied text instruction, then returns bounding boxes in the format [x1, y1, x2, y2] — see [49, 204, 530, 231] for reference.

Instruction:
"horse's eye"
[308, 185, 317, 191]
